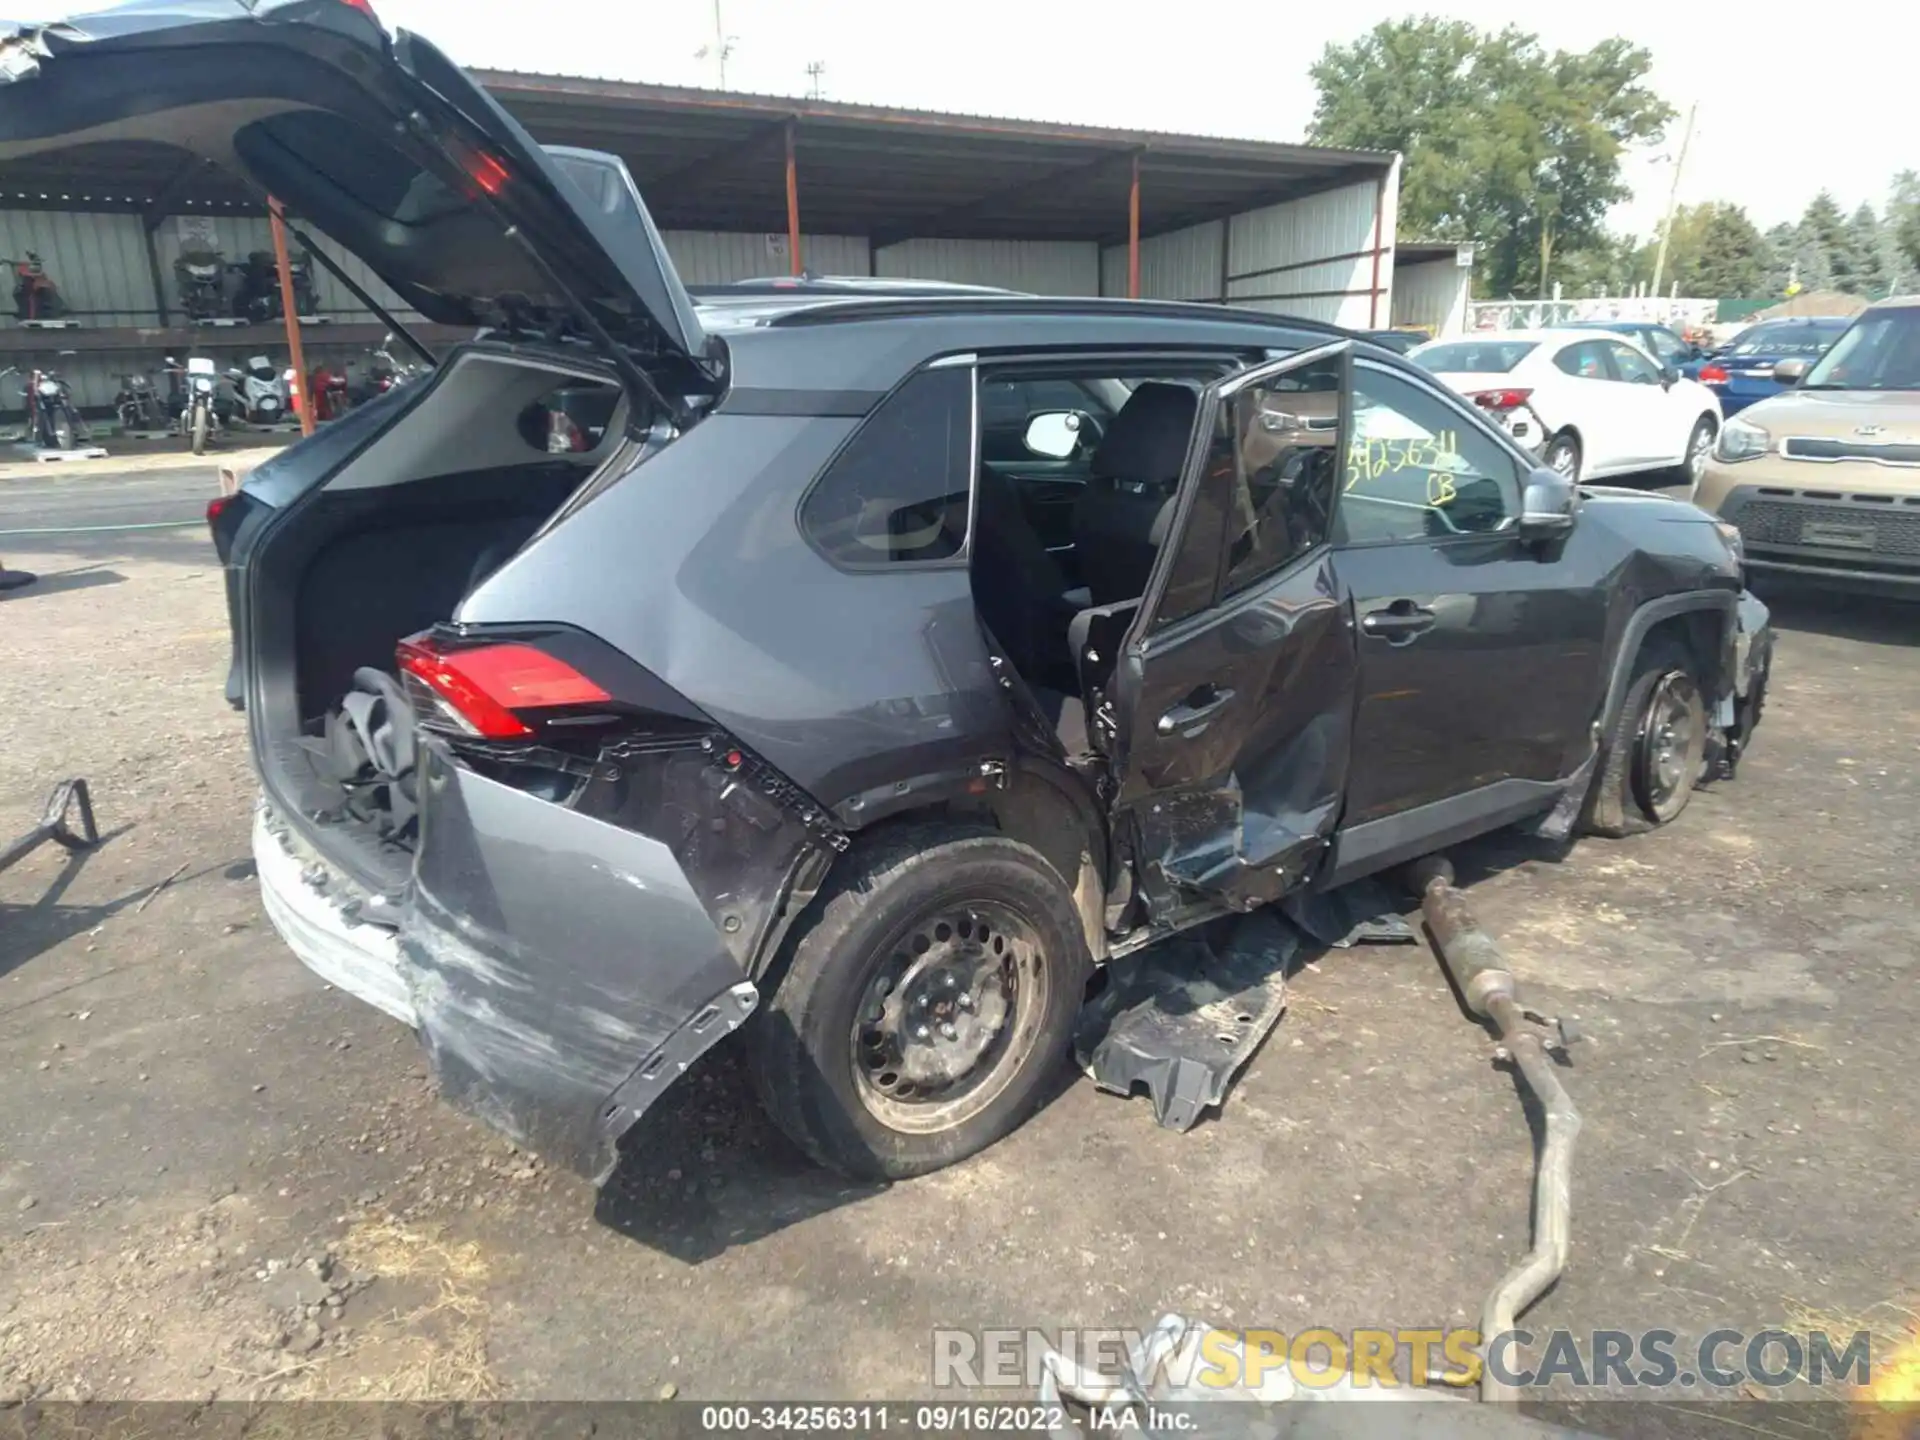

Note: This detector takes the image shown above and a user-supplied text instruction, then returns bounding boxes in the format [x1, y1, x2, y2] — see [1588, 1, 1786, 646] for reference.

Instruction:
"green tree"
[1653, 202, 1769, 297]
[1888, 170, 1920, 285]
[1555, 234, 1642, 296]
[1841, 203, 1888, 297]
[1793, 191, 1847, 292]
[1761, 222, 1799, 295]
[1307, 19, 1673, 297]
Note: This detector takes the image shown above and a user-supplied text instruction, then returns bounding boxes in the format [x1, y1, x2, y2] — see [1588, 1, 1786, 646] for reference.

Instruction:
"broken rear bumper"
[253, 741, 759, 1184]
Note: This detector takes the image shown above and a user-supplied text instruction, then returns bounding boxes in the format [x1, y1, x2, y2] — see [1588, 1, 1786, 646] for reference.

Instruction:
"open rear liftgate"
[1053, 861, 1589, 1431]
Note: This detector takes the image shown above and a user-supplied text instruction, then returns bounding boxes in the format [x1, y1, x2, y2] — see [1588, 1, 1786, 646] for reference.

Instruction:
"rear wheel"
[748, 825, 1090, 1180]
[1543, 431, 1581, 483]
[1582, 644, 1708, 837]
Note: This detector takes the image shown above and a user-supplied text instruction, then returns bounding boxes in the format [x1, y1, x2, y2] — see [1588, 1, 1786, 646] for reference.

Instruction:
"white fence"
[1468, 295, 1719, 333]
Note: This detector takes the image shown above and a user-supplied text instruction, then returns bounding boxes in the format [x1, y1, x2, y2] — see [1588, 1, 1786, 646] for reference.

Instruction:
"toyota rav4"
[0, 0, 1772, 1186]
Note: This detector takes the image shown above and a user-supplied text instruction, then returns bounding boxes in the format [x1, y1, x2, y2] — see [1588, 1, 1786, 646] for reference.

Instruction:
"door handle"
[1361, 602, 1437, 644]
[1157, 686, 1236, 736]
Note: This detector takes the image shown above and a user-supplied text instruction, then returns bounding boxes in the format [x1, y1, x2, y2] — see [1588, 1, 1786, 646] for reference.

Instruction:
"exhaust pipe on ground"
[1408, 855, 1583, 1404]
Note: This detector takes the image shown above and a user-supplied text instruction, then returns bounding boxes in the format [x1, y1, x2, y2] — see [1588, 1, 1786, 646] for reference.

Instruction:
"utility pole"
[1649, 101, 1697, 299]
[805, 61, 826, 100]
[695, 0, 736, 89]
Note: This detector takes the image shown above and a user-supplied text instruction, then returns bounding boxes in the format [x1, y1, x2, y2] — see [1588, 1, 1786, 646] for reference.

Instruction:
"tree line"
[1307, 17, 1920, 300]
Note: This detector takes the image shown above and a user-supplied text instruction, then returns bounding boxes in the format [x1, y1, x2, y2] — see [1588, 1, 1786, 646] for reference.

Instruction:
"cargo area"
[239, 347, 628, 894]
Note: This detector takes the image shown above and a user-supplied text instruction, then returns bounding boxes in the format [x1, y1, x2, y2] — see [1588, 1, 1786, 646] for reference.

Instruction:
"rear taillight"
[206, 494, 233, 527]
[1699, 364, 1730, 384]
[1468, 388, 1532, 412]
[396, 634, 611, 739]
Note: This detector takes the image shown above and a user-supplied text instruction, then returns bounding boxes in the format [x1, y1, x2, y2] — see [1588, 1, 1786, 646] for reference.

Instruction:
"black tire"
[1677, 414, 1716, 486]
[50, 410, 73, 450]
[1582, 643, 1708, 837]
[1543, 431, 1581, 483]
[748, 824, 1091, 1181]
[190, 406, 210, 456]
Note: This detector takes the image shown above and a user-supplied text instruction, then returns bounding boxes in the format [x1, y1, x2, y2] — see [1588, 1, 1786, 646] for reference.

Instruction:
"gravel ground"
[0, 491, 1914, 1429]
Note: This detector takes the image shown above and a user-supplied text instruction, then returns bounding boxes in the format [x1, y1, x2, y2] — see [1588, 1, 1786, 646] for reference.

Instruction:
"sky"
[374, 0, 1918, 239]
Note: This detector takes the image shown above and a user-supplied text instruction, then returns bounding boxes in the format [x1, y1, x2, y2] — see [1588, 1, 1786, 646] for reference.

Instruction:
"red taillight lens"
[206, 493, 233, 526]
[465, 150, 510, 197]
[1699, 364, 1729, 384]
[1468, 388, 1532, 412]
[396, 635, 610, 739]
[338, 0, 379, 16]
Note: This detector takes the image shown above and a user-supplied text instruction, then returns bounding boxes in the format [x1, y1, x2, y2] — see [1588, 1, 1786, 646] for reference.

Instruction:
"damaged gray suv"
[2, 1, 1772, 1186]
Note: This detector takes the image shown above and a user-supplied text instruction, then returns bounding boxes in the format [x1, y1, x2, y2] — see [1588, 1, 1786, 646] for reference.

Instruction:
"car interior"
[966, 358, 1361, 766]
[968, 368, 1215, 758]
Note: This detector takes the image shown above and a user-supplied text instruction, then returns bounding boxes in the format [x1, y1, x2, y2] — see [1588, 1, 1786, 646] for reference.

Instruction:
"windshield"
[1802, 308, 1920, 390]
[1414, 340, 1537, 373]
[1727, 321, 1849, 358]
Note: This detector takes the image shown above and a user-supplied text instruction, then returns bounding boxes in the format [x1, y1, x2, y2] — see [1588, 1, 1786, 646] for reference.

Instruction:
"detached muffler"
[1409, 856, 1582, 1403]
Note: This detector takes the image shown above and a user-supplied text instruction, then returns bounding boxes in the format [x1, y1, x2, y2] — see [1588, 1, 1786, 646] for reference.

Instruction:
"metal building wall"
[1224, 172, 1396, 328]
[0, 210, 154, 326]
[148, 213, 417, 322]
[663, 231, 870, 285]
[1099, 220, 1226, 302]
[874, 238, 1100, 295]
[1390, 258, 1470, 338]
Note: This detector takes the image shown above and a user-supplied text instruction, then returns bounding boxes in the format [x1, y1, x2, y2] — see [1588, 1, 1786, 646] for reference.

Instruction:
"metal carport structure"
[0, 72, 1400, 411]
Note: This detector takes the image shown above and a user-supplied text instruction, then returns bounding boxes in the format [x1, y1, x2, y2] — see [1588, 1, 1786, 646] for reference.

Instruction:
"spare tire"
[306, 668, 420, 842]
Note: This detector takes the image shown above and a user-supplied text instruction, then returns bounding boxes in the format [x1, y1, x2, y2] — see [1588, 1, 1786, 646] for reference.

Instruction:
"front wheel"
[190, 405, 210, 455]
[1582, 646, 1708, 837]
[748, 826, 1090, 1180]
[50, 410, 74, 450]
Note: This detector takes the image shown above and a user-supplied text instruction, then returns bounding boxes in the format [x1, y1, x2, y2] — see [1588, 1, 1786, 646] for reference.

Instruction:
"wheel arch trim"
[1598, 591, 1738, 735]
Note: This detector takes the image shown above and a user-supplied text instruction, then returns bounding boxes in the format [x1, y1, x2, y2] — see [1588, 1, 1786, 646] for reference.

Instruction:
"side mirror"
[1772, 357, 1809, 386]
[1023, 409, 1087, 460]
[1659, 364, 1680, 388]
[1518, 466, 1578, 543]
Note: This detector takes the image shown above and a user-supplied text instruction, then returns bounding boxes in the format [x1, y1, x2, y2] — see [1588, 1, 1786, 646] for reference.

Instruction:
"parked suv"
[1, 0, 1772, 1187]
[1693, 295, 1920, 597]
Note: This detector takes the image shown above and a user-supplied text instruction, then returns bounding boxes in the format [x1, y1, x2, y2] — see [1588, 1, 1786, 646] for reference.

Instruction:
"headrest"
[1090, 381, 1198, 487]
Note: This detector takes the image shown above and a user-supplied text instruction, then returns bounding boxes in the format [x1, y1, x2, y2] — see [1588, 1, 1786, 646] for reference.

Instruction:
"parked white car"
[1412, 329, 1723, 484]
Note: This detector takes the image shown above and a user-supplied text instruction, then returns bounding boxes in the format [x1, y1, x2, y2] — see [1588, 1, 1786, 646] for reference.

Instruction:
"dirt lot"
[1, 481, 1915, 1425]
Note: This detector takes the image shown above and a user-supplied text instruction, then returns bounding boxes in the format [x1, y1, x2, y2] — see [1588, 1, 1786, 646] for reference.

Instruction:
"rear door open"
[1104, 343, 1359, 921]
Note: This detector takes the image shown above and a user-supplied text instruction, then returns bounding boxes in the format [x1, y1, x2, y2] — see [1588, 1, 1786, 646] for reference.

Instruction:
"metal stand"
[0, 778, 99, 876]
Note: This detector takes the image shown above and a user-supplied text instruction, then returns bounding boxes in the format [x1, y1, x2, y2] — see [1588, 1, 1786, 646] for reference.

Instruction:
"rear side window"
[801, 368, 972, 568]
[1554, 342, 1612, 379]
[1415, 341, 1535, 373]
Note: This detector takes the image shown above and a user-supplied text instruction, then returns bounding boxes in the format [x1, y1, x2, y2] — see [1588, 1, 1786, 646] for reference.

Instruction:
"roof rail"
[689, 275, 1027, 298]
[765, 294, 1360, 337]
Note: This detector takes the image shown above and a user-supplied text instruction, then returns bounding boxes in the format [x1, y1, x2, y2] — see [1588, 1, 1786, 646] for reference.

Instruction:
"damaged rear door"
[1107, 342, 1358, 921]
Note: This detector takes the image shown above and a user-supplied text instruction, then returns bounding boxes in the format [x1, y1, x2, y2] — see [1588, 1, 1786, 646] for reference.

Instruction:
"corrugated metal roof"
[0, 66, 1394, 244]
[475, 68, 1396, 165]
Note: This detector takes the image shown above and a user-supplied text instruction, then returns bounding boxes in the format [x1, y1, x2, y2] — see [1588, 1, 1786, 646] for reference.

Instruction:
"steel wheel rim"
[850, 899, 1049, 1135]
[1635, 671, 1703, 812]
